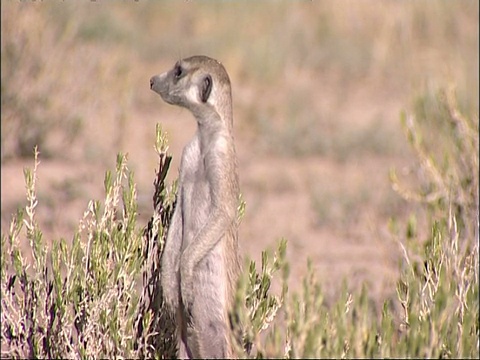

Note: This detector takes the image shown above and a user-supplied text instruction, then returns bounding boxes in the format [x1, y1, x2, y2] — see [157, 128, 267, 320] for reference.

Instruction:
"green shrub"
[1, 126, 177, 358]
[229, 87, 479, 358]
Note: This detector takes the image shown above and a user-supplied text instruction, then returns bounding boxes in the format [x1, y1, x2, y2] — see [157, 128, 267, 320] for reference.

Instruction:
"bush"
[1, 126, 176, 358]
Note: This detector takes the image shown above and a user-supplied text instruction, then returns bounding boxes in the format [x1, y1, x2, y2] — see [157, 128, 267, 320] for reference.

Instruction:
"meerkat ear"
[201, 75, 212, 103]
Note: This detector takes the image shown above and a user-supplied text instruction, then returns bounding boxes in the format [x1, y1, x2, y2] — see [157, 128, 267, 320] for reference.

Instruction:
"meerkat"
[150, 55, 241, 359]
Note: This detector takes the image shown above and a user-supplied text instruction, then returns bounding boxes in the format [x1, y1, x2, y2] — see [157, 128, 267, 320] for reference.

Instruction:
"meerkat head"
[150, 55, 232, 120]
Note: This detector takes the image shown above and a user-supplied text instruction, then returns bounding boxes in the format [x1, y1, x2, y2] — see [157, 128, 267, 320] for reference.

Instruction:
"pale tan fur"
[150, 55, 241, 359]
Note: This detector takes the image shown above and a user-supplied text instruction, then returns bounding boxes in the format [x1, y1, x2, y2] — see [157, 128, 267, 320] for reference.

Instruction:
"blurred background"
[1, 0, 478, 304]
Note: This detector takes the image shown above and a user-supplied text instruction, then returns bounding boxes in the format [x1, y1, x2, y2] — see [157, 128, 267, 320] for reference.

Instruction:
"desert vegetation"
[1, 1, 478, 358]
[1, 92, 478, 358]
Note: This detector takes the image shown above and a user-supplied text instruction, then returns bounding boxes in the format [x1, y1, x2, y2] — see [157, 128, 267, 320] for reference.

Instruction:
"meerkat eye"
[174, 64, 183, 79]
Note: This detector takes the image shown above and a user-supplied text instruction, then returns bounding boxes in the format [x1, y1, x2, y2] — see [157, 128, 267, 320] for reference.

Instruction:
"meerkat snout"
[150, 73, 176, 106]
[150, 75, 163, 93]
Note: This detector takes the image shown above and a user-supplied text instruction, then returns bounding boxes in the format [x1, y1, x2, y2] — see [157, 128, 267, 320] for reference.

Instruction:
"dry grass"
[1, 1, 478, 358]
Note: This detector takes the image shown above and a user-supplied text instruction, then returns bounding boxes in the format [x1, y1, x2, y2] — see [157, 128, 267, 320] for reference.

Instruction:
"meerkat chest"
[182, 160, 210, 210]
[180, 139, 212, 243]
